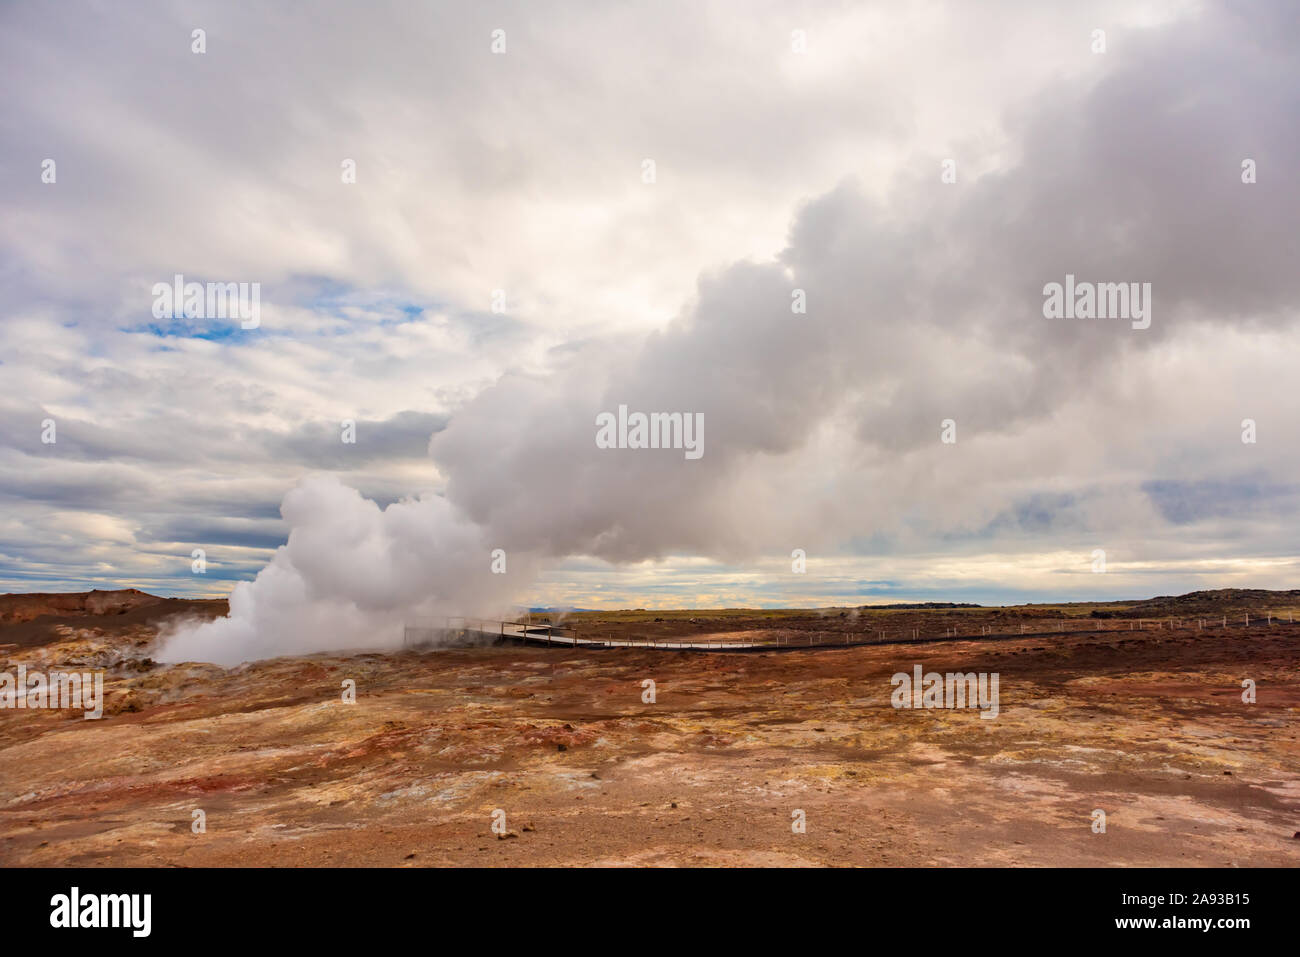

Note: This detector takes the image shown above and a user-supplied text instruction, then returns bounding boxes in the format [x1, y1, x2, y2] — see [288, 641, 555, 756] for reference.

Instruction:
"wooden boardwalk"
[402, 614, 1298, 654]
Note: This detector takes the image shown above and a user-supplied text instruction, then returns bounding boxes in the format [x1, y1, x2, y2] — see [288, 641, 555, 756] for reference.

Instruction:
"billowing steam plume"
[159, 8, 1300, 664]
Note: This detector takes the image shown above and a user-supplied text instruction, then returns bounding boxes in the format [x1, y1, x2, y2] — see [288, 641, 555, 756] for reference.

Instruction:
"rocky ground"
[1, 590, 1297, 867]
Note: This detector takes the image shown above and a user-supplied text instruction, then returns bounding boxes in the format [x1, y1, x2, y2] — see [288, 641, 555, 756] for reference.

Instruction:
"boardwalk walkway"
[402, 614, 1297, 653]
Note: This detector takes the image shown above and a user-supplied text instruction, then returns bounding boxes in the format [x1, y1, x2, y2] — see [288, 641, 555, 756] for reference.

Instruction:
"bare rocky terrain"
[1, 590, 1297, 867]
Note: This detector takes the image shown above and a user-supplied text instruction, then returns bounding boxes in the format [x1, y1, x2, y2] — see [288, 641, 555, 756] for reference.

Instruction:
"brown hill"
[0, 588, 168, 625]
[0, 589, 228, 651]
[1123, 588, 1300, 617]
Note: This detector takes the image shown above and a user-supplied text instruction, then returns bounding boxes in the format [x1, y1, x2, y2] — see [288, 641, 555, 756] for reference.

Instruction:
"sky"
[2, 1, 1299, 640]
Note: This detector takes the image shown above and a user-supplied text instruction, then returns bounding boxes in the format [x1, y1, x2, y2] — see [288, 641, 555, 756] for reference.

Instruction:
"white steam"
[158, 477, 539, 665]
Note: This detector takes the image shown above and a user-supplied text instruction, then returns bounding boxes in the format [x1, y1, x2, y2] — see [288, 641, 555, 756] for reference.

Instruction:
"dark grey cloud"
[1143, 478, 1299, 526]
[277, 411, 448, 468]
[134, 518, 287, 551]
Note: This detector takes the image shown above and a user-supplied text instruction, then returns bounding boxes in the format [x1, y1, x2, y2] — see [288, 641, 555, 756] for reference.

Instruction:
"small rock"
[557, 743, 567, 752]
[404, 852, 416, 860]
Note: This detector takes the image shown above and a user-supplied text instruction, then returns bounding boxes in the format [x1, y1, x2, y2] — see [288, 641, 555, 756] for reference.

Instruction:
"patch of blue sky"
[131, 319, 250, 342]
[288, 276, 434, 327]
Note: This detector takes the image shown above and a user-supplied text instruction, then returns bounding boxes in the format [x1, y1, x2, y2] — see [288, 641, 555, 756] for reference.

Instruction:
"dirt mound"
[0, 591, 228, 652]
[0, 588, 165, 625]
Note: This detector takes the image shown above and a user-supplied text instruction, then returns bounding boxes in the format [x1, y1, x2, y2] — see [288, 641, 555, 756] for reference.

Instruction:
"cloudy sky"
[3, 1, 1298, 633]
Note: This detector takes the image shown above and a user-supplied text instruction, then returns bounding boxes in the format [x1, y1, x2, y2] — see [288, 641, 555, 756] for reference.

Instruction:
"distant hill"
[2, 586, 1296, 628]
[0, 588, 166, 624]
[863, 602, 983, 610]
[1121, 588, 1300, 616]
